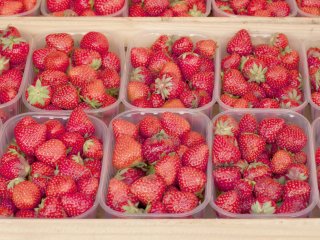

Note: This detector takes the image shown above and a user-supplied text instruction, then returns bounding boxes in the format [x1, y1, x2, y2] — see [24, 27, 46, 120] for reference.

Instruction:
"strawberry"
[172, 37, 193, 56]
[215, 190, 241, 214]
[213, 166, 241, 192]
[51, 9, 78, 16]
[250, 196, 276, 214]
[194, 40, 217, 59]
[316, 147, 320, 166]
[44, 51, 69, 72]
[32, 48, 57, 71]
[15, 209, 36, 218]
[0, 36, 29, 65]
[238, 114, 258, 133]
[112, 119, 138, 139]
[47, 0, 71, 12]
[220, 93, 237, 107]
[284, 180, 310, 202]
[258, 98, 280, 108]
[160, 112, 191, 138]
[234, 179, 254, 200]
[162, 190, 198, 213]
[271, 150, 293, 174]
[46, 175, 77, 197]
[60, 132, 85, 155]
[247, 0, 267, 15]
[129, 4, 147, 16]
[286, 163, 309, 181]
[151, 35, 173, 53]
[0, 157, 30, 180]
[301, 0, 320, 8]
[281, 48, 300, 71]
[73, 0, 94, 15]
[239, 133, 266, 163]
[177, 166, 206, 194]
[178, 52, 201, 80]
[115, 167, 145, 185]
[46, 33, 73, 55]
[101, 52, 120, 72]
[212, 135, 241, 166]
[38, 70, 69, 88]
[25, 79, 52, 109]
[131, 97, 152, 108]
[35, 139, 66, 168]
[15, 122, 47, 156]
[312, 92, 320, 106]
[181, 144, 209, 171]
[130, 47, 151, 68]
[0, 1, 24, 15]
[80, 79, 107, 108]
[130, 174, 166, 205]
[66, 108, 95, 137]
[161, 99, 185, 108]
[83, 137, 103, 160]
[1, 26, 21, 38]
[73, 48, 102, 70]
[130, 67, 153, 85]
[258, 118, 286, 143]
[254, 177, 283, 202]
[241, 57, 267, 83]
[243, 162, 272, 181]
[214, 115, 239, 137]
[227, 29, 253, 56]
[145, 201, 167, 213]
[240, 196, 256, 213]
[148, 51, 171, 73]
[68, 65, 97, 88]
[127, 81, 150, 102]
[222, 69, 249, 97]
[155, 73, 183, 100]
[94, 0, 125, 15]
[51, 84, 79, 110]
[265, 66, 289, 90]
[58, 155, 91, 181]
[254, 44, 280, 57]
[84, 158, 101, 178]
[106, 178, 139, 212]
[12, 181, 41, 209]
[44, 120, 65, 139]
[276, 125, 307, 153]
[37, 196, 66, 218]
[0, 88, 17, 103]
[180, 131, 205, 148]
[267, 1, 290, 17]
[144, 0, 169, 15]
[0, 68, 22, 92]
[142, 131, 179, 164]
[112, 135, 143, 169]
[221, 53, 241, 71]
[61, 192, 94, 217]
[170, 1, 189, 16]
[159, 60, 183, 81]
[230, 0, 250, 12]
[0, 206, 13, 217]
[189, 71, 214, 95]
[0, 55, 9, 75]
[253, 8, 273, 16]
[30, 162, 55, 178]
[276, 196, 308, 214]
[80, 32, 109, 54]
[139, 115, 161, 138]
[154, 154, 180, 186]
[0, 177, 9, 198]
[270, 33, 289, 50]
[293, 151, 307, 165]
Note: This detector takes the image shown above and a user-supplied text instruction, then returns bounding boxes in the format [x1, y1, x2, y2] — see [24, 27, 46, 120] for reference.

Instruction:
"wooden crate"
[0, 17, 320, 240]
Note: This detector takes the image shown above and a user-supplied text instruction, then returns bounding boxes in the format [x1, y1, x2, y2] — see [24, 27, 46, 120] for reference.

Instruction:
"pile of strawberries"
[106, 112, 209, 214]
[0, 26, 29, 106]
[129, 0, 207, 17]
[46, 0, 124, 16]
[296, 0, 320, 16]
[215, 0, 291, 16]
[220, 29, 303, 109]
[128, 35, 216, 109]
[25, 31, 120, 111]
[213, 113, 311, 215]
[315, 147, 320, 191]
[0, 108, 103, 218]
[307, 47, 320, 106]
[0, 0, 37, 15]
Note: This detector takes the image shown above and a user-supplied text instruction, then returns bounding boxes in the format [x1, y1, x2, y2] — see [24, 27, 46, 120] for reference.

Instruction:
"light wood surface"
[0, 17, 320, 240]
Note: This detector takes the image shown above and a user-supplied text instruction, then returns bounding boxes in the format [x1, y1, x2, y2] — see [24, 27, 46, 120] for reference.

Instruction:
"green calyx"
[81, 96, 102, 109]
[7, 177, 25, 190]
[83, 139, 94, 154]
[189, 5, 204, 17]
[250, 201, 275, 214]
[0, 37, 26, 50]
[106, 88, 119, 98]
[27, 79, 51, 107]
[248, 63, 267, 84]
[90, 59, 102, 70]
[155, 74, 175, 100]
[0, 56, 9, 73]
[70, 152, 84, 165]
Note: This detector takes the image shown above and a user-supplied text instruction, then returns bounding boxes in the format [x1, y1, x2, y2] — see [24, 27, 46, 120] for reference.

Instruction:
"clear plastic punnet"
[311, 117, 320, 209]
[122, 31, 219, 118]
[212, 0, 298, 17]
[210, 109, 319, 218]
[99, 109, 212, 218]
[40, 0, 128, 16]
[216, 31, 309, 114]
[0, 30, 33, 123]
[22, 31, 125, 124]
[0, 0, 41, 17]
[0, 112, 109, 219]
[304, 41, 320, 120]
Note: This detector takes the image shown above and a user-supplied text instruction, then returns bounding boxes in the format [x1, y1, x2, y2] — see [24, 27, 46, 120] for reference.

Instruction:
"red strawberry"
[170, 1, 189, 16]
[160, 112, 191, 138]
[47, 0, 71, 12]
[46, 33, 73, 55]
[270, 150, 293, 174]
[58, 155, 91, 181]
[189, 71, 214, 95]
[130, 47, 151, 68]
[60, 132, 85, 155]
[84, 158, 101, 178]
[145, 201, 167, 213]
[35, 139, 66, 168]
[258, 98, 280, 108]
[0, 157, 30, 180]
[258, 118, 286, 143]
[127, 81, 150, 102]
[312, 92, 320, 106]
[44, 50, 69, 72]
[159, 61, 183, 81]
[214, 115, 239, 137]
[101, 52, 120, 72]
[130, 67, 153, 85]
[250, 196, 276, 214]
[94, 0, 125, 15]
[162, 190, 198, 213]
[15, 209, 36, 218]
[254, 177, 283, 202]
[213, 135, 241, 166]
[30, 162, 55, 179]
[221, 53, 241, 71]
[240, 195, 255, 213]
[154, 73, 183, 100]
[243, 162, 272, 181]
[51, 9, 78, 16]
[73, 0, 94, 15]
[144, 0, 169, 15]
[194, 39, 217, 59]
[239, 133, 266, 163]
[112, 135, 143, 169]
[80, 79, 107, 108]
[46, 175, 77, 197]
[148, 51, 171, 73]
[68, 65, 97, 88]
[12, 181, 41, 209]
[0, 206, 13, 217]
[61, 192, 94, 217]
[139, 115, 161, 138]
[37, 196, 66, 218]
[83, 137, 103, 160]
[0, 36, 29, 65]
[51, 84, 79, 110]
[222, 69, 249, 97]
[178, 166, 206, 194]
[276, 125, 307, 153]
[180, 131, 205, 148]
[267, 1, 290, 17]
[38, 70, 69, 88]
[241, 57, 267, 83]
[284, 180, 310, 202]
[73, 48, 102, 70]
[276, 196, 308, 214]
[178, 52, 201, 80]
[254, 44, 280, 57]
[131, 97, 152, 108]
[44, 120, 65, 139]
[25, 79, 52, 109]
[227, 29, 253, 56]
[80, 32, 109, 54]
[32, 48, 57, 71]
[172, 37, 193, 56]
[142, 131, 179, 164]
[112, 119, 138, 139]
[293, 151, 307, 165]
[115, 167, 145, 185]
[77, 177, 99, 197]
[238, 114, 258, 133]
[265, 66, 289, 90]
[181, 144, 209, 171]
[130, 174, 166, 205]
[154, 154, 180, 186]
[234, 179, 254, 200]
[213, 166, 241, 192]
[129, 4, 147, 16]
[0, 88, 17, 103]
[281, 48, 300, 70]
[106, 178, 139, 212]
[270, 33, 289, 50]
[215, 190, 241, 214]
[66, 108, 95, 137]
[151, 35, 173, 53]
[286, 163, 309, 181]
[161, 98, 185, 108]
